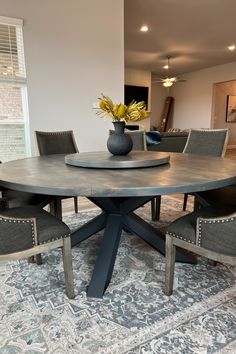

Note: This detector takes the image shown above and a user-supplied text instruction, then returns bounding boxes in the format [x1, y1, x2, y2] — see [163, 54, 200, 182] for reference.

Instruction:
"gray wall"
[0, 0, 124, 154]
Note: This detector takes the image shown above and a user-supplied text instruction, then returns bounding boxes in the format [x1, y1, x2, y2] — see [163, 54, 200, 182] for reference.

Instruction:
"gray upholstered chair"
[0, 198, 75, 299]
[151, 128, 229, 221]
[36, 130, 78, 156]
[35, 130, 79, 217]
[164, 205, 236, 296]
[126, 129, 147, 151]
[0, 161, 50, 209]
[182, 128, 228, 210]
[195, 184, 236, 209]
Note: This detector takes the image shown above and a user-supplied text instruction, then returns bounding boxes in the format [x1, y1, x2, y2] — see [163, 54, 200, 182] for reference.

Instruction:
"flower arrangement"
[96, 94, 148, 122]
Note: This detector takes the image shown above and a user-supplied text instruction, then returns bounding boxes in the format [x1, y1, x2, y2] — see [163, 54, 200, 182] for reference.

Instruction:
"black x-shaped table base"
[71, 196, 195, 298]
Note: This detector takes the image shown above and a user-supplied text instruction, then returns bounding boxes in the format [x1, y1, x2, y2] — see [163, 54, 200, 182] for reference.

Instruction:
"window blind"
[0, 16, 26, 84]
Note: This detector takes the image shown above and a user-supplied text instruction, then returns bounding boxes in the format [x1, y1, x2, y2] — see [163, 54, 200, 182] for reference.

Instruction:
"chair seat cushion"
[196, 185, 236, 207]
[2, 189, 49, 208]
[167, 206, 236, 244]
[0, 206, 70, 245]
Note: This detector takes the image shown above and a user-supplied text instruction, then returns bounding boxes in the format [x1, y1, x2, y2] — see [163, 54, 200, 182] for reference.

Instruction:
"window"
[0, 16, 30, 162]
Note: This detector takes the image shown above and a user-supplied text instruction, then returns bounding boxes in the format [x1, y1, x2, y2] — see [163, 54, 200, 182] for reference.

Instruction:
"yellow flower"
[116, 104, 127, 118]
[96, 94, 148, 123]
[140, 109, 148, 118]
[99, 100, 109, 111]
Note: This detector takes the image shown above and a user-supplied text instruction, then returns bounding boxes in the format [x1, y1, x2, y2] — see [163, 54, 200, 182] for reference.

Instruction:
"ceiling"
[124, 0, 236, 77]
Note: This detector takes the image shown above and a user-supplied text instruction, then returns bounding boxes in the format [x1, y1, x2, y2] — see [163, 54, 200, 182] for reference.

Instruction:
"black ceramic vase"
[107, 121, 133, 156]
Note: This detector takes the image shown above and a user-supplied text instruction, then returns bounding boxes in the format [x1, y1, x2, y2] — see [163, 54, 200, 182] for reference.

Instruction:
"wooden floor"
[62, 197, 96, 215]
[225, 148, 236, 160]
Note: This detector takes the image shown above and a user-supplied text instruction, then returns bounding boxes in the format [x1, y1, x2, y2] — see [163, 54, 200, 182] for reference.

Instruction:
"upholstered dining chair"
[0, 198, 75, 299]
[126, 129, 147, 151]
[35, 130, 79, 217]
[195, 184, 236, 210]
[151, 128, 229, 221]
[0, 161, 50, 209]
[182, 128, 228, 210]
[164, 205, 236, 295]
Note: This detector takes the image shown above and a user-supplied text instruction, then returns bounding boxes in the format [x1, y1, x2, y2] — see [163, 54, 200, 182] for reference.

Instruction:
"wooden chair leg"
[165, 234, 176, 296]
[35, 254, 43, 265]
[49, 197, 62, 220]
[193, 196, 201, 211]
[183, 193, 188, 211]
[28, 254, 42, 264]
[151, 196, 161, 221]
[62, 237, 75, 299]
[74, 196, 78, 213]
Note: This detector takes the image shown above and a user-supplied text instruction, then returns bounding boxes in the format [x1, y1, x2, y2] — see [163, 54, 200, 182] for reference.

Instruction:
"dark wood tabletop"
[0, 152, 236, 197]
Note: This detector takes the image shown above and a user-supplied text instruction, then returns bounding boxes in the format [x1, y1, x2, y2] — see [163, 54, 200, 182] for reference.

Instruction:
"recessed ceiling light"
[140, 25, 149, 32]
[228, 45, 235, 51]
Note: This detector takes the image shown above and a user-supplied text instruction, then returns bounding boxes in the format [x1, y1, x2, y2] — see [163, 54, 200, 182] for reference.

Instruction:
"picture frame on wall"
[226, 95, 236, 122]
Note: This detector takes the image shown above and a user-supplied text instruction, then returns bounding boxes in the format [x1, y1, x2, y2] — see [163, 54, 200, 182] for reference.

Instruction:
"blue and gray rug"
[0, 198, 235, 353]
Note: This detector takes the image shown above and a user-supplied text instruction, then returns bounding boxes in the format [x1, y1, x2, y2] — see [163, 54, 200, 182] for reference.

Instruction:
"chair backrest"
[35, 130, 79, 156]
[126, 129, 147, 150]
[125, 124, 140, 131]
[183, 129, 228, 157]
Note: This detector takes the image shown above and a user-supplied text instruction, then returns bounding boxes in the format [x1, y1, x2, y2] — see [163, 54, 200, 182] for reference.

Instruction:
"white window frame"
[0, 15, 31, 158]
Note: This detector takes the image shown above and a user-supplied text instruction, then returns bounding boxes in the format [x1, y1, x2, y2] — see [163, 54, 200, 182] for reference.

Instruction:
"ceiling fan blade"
[152, 79, 166, 83]
[153, 57, 187, 84]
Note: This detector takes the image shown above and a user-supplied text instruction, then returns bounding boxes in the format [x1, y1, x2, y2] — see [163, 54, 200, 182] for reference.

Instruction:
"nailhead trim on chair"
[0, 215, 70, 246]
[166, 231, 195, 244]
[39, 233, 70, 245]
[0, 216, 36, 245]
[38, 131, 73, 136]
[197, 221, 202, 246]
[197, 216, 235, 246]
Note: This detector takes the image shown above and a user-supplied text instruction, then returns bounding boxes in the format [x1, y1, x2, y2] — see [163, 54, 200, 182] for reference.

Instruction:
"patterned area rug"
[0, 197, 236, 353]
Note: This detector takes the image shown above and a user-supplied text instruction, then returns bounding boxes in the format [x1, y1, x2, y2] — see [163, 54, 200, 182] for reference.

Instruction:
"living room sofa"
[147, 131, 189, 153]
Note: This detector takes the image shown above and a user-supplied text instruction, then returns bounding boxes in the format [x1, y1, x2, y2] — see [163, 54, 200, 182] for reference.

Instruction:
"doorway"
[212, 80, 236, 147]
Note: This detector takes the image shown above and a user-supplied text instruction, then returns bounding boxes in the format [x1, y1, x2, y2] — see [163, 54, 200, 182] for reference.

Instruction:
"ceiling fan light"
[228, 45, 235, 51]
[163, 80, 173, 87]
[140, 25, 149, 32]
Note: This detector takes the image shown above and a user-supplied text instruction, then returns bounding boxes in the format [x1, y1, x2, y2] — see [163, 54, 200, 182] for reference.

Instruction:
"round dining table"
[0, 151, 236, 298]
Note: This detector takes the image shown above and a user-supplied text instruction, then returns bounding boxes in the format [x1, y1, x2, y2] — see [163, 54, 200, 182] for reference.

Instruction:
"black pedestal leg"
[87, 214, 123, 298]
[71, 212, 107, 246]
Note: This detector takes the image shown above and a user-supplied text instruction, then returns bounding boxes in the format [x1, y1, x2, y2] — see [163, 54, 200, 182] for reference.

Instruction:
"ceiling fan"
[153, 56, 186, 87]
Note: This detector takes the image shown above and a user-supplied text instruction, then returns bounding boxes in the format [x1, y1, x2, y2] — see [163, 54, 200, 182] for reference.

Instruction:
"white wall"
[0, 0, 124, 154]
[171, 61, 236, 129]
